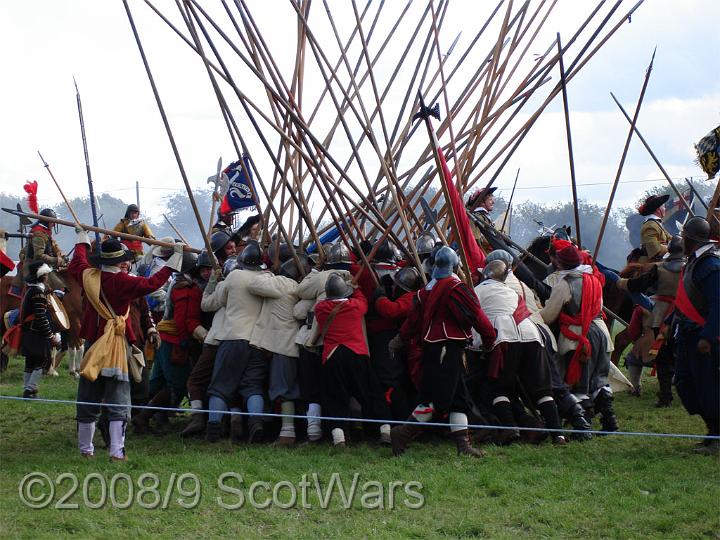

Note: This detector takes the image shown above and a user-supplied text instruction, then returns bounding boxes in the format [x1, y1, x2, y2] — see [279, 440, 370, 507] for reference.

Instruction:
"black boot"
[132, 387, 171, 434]
[655, 373, 673, 408]
[594, 389, 618, 433]
[492, 400, 520, 445]
[557, 393, 592, 441]
[97, 413, 111, 449]
[579, 398, 595, 420]
[537, 399, 566, 445]
[247, 419, 264, 444]
[206, 421, 222, 443]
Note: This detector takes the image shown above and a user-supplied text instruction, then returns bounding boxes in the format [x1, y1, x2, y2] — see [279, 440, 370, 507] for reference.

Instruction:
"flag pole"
[414, 93, 473, 286]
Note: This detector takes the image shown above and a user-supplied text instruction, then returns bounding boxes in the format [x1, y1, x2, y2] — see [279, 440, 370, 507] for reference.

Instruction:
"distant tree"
[511, 199, 631, 269]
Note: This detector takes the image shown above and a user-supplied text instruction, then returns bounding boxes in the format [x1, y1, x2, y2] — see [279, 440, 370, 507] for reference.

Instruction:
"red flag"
[434, 140, 486, 271]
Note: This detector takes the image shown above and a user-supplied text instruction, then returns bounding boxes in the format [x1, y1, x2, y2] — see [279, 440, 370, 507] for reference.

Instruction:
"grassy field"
[1, 358, 718, 539]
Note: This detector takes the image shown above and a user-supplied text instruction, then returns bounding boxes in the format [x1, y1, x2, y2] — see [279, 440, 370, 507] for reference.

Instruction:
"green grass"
[1, 358, 718, 539]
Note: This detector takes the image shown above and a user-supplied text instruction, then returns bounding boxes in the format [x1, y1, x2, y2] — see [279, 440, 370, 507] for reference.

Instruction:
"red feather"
[23, 180, 40, 214]
[23, 180, 39, 214]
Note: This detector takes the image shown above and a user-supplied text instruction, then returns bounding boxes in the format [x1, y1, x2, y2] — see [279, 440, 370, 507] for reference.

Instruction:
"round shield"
[48, 293, 70, 331]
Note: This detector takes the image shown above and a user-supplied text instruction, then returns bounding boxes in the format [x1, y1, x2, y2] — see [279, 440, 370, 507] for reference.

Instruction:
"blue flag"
[220, 156, 256, 214]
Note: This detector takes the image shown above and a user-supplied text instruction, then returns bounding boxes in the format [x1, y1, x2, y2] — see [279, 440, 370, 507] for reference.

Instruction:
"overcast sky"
[1, 0, 717, 225]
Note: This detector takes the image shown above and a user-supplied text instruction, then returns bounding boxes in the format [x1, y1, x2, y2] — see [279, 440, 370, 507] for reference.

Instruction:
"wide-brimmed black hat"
[638, 194, 669, 216]
[89, 238, 135, 266]
[466, 186, 497, 209]
[237, 214, 261, 237]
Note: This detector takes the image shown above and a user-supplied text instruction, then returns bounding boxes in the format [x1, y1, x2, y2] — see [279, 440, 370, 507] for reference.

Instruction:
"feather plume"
[23, 181, 39, 214]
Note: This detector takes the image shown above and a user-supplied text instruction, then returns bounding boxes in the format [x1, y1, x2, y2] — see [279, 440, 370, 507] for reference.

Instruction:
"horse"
[1, 268, 84, 373]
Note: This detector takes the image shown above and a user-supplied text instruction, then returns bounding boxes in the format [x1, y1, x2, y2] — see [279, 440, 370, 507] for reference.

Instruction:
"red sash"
[558, 273, 603, 385]
[673, 269, 705, 325]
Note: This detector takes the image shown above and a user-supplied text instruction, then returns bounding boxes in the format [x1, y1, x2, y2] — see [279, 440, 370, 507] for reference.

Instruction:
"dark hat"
[466, 186, 497, 209]
[236, 240, 265, 270]
[280, 255, 312, 281]
[89, 238, 135, 266]
[325, 272, 354, 300]
[125, 204, 140, 218]
[238, 214, 261, 237]
[682, 216, 714, 244]
[373, 239, 395, 263]
[33, 208, 58, 230]
[638, 194, 669, 216]
[180, 251, 198, 274]
[210, 230, 233, 254]
[392, 267, 422, 293]
[268, 242, 293, 264]
[196, 250, 214, 269]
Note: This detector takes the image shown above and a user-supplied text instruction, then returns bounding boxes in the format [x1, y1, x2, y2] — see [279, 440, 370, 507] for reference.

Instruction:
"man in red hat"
[540, 238, 618, 433]
[466, 186, 497, 253]
[638, 194, 671, 262]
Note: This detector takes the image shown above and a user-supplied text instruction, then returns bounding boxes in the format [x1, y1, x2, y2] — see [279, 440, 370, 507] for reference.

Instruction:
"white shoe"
[48, 367, 59, 377]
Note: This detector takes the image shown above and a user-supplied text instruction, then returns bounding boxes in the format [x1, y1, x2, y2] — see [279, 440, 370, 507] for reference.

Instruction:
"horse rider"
[20, 208, 66, 291]
[466, 186, 497, 253]
[637, 194, 671, 262]
[113, 204, 155, 259]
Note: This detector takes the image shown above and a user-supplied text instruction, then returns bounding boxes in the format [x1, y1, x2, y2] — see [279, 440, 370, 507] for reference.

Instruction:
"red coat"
[314, 289, 369, 363]
[400, 276, 495, 347]
[375, 291, 414, 324]
[161, 281, 202, 345]
[68, 243, 172, 343]
[351, 262, 399, 333]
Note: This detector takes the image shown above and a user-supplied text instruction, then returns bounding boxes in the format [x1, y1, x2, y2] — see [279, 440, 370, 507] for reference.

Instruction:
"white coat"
[248, 273, 300, 358]
[201, 269, 266, 341]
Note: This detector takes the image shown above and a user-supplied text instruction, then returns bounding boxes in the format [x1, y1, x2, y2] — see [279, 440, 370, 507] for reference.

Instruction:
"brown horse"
[1, 269, 84, 372]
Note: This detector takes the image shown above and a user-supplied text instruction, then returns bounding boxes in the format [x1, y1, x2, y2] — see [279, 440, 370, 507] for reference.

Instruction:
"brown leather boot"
[180, 413, 206, 438]
[390, 422, 423, 456]
[453, 429, 486, 458]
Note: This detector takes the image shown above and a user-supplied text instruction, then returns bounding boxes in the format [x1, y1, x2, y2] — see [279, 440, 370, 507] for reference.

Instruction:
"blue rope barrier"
[1, 395, 718, 440]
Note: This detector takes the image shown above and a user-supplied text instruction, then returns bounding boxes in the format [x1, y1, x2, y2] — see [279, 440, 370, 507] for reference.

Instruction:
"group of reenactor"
[6, 188, 719, 459]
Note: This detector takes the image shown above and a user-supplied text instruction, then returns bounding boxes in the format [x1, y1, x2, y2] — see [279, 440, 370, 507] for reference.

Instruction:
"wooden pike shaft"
[499, 167, 520, 232]
[182, 1, 313, 275]
[610, 92, 694, 217]
[123, 0, 217, 265]
[594, 48, 656, 260]
[155, 0, 400, 238]
[37, 151, 81, 224]
[5, 208, 200, 254]
[163, 213, 190, 245]
[557, 33, 582, 248]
